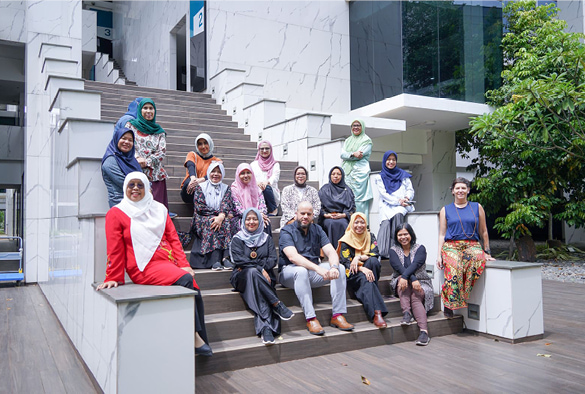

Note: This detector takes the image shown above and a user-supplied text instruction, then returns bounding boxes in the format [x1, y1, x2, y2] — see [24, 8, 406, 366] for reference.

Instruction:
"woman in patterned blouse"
[126, 98, 169, 207]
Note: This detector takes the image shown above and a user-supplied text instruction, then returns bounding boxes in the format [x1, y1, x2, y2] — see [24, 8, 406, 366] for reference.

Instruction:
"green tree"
[460, 0, 585, 260]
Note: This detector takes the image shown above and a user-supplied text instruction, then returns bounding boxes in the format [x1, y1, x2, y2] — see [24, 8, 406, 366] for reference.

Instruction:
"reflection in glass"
[350, 1, 503, 109]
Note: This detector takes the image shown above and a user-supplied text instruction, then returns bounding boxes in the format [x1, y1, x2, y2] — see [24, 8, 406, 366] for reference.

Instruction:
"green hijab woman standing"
[341, 119, 373, 221]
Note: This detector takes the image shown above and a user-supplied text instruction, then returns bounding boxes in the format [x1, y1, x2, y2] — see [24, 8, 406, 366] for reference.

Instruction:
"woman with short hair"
[437, 177, 494, 318]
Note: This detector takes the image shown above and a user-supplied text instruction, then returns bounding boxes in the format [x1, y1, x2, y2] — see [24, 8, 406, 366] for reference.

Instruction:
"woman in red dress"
[97, 171, 212, 356]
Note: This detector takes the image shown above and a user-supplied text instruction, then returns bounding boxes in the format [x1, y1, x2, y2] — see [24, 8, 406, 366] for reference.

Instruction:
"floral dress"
[127, 122, 167, 182]
[191, 185, 234, 256]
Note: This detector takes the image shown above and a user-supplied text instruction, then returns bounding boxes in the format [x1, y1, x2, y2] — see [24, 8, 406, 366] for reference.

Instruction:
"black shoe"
[262, 328, 275, 345]
[444, 307, 454, 319]
[211, 262, 223, 271]
[400, 311, 414, 326]
[415, 331, 430, 346]
[195, 343, 213, 356]
[222, 258, 234, 270]
[273, 301, 294, 320]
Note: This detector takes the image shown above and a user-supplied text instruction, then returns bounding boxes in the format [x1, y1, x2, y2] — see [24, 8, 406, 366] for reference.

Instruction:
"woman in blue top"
[436, 177, 494, 318]
[101, 127, 142, 207]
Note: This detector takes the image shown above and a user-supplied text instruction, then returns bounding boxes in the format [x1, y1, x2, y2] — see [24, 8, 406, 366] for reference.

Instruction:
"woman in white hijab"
[97, 172, 213, 356]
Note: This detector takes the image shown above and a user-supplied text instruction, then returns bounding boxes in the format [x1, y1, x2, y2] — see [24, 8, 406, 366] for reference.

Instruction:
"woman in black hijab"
[318, 166, 356, 247]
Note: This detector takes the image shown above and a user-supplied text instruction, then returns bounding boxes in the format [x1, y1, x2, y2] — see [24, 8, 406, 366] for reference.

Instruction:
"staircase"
[84, 80, 463, 376]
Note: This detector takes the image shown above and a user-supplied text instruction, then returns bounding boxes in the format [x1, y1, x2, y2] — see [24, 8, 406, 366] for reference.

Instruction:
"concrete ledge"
[93, 282, 198, 303]
[487, 260, 543, 270]
[91, 282, 196, 393]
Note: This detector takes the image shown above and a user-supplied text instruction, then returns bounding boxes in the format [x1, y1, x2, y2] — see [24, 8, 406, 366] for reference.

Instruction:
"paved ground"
[1, 280, 584, 393]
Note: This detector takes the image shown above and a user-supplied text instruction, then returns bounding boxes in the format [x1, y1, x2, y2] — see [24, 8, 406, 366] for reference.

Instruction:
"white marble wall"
[24, 0, 83, 283]
[207, 0, 351, 113]
[411, 130, 457, 212]
[558, 0, 585, 34]
[82, 9, 97, 53]
[455, 262, 544, 341]
[263, 113, 332, 182]
[0, 1, 26, 43]
[112, 1, 189, 89]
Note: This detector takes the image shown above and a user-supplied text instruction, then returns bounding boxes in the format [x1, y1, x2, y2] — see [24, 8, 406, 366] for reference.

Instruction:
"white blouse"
[373, 175, 415, 222]
[250, 161, 281, 205]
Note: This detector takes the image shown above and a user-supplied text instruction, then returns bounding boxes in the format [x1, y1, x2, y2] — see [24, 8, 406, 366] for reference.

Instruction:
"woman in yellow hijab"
[338, 213, 387, 328]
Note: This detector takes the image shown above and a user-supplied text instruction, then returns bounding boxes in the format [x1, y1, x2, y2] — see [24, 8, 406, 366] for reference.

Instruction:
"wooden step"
[204, 293, 440, 343]
[192, 260, 395, 291]
[196, 314, 462, 375]
[201, 274, 395, 314]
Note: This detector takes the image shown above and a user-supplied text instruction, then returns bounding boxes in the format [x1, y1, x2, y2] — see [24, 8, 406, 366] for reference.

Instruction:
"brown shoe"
[330, 315, 354, 331]
[306, 319, 325, 335]
[373, 310, 387, 329]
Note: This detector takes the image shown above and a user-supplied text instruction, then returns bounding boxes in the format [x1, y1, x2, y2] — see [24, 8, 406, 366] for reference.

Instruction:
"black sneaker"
[262, 328, 275, 345]
[415, 331, 430, 346]
[211, 262, 223, 271]
[273, 301, 294, 320]
[400, 311, 414, 326]
[222, 259, 234, 270]
[444, 307, 454, 319]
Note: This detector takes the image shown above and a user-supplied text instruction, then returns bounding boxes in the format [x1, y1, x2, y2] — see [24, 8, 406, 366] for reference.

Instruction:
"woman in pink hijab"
[250, 140, 280, 215]
[231, 163, 272, 235]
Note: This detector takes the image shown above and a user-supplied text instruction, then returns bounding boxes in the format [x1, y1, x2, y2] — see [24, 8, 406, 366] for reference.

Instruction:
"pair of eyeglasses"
[128, 182, 145, 189]
[351, 124, 361, 128]
[259, 147, 271, 151]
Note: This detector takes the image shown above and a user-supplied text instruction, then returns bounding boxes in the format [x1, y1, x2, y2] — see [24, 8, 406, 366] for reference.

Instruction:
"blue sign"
[190, 1, 205, 37]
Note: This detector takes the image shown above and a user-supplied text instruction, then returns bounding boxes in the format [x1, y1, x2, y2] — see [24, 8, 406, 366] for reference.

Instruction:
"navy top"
[278, 222, 331, 271]
[445, 202, 480, 241]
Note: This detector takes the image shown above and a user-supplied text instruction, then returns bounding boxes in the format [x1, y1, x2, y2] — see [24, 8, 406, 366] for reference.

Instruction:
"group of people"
[99, 100, 494, 352]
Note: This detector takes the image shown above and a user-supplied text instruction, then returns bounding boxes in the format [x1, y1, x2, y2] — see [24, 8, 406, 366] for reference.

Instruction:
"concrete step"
[101, 102, 227, 116]
[85, 80, 214, 100]
[163, 163, 298, 178]
[196, 314, 463, 375]
[166, 137, 256, 150]
[99, 110, 238, 127]
[95, 92, 217, 107]
[101, 108, 235, 123]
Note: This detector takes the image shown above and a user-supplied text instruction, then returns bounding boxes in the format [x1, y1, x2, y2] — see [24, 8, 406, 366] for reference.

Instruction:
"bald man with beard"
[278, 201, 354, 335]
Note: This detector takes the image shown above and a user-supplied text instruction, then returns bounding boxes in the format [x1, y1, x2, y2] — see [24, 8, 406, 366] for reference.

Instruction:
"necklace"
[250, 247, 258, 259]
[455, 202, 477, 239]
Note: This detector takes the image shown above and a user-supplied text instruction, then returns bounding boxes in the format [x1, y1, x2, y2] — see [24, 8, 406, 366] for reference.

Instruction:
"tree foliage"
[459, 0, 585, 239]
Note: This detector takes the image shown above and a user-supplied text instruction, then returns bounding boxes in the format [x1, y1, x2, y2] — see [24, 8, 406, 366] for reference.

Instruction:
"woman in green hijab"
[340, 120, 373, 221]
[126, 98, 169, 207]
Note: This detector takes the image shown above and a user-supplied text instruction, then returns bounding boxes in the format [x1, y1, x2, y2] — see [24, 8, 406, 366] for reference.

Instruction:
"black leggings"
[173, 273, 208, 344]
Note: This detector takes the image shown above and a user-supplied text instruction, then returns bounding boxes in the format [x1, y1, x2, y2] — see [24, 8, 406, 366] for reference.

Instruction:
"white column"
[24, 0, 82, 282]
